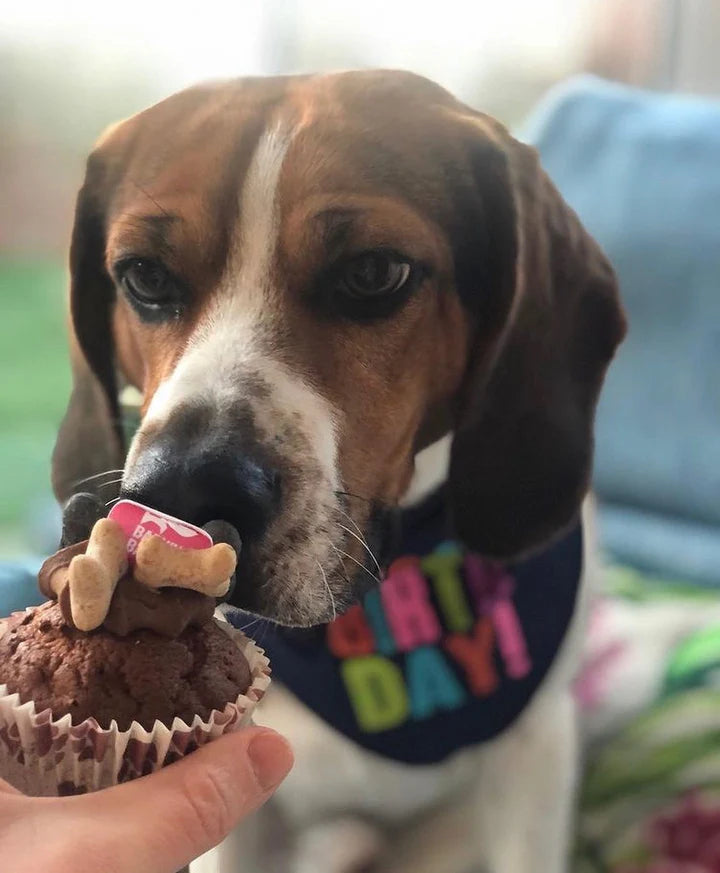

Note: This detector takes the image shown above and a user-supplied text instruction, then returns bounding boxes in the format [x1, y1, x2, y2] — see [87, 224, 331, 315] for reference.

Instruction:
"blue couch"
[524, 76, 720, 587]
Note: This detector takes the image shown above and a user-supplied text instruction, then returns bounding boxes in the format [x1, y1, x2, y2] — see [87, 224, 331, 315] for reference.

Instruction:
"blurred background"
[2, 0, 719, 557]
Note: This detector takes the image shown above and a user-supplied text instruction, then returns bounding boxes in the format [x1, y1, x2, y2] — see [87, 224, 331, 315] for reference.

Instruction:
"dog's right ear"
[445, 119, 626, 559]
[52, 155, 124, 503]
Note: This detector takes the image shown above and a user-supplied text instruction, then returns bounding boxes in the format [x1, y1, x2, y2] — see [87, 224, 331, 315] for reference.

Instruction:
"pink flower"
[627, 793, 720, 872]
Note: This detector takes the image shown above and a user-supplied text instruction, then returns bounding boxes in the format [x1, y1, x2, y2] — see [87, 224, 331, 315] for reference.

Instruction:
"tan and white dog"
[52, 70, 626, 873]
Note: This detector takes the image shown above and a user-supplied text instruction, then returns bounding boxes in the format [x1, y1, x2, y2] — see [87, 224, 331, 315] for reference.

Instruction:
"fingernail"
[248, 730, 293, 791]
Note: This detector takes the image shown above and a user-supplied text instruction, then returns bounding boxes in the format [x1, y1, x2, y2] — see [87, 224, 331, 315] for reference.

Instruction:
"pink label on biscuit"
[108, 499, 212, 560]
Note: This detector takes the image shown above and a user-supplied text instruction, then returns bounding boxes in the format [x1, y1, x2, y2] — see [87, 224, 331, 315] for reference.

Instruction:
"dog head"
[53, 71, 625, 625]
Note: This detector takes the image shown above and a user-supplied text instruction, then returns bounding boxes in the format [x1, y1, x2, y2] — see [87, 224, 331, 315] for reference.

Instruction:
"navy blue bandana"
[225, 490, 582, 765]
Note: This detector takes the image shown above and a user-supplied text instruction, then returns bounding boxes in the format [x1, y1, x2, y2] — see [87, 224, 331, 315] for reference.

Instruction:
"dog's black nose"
[122, 437, 281, 542]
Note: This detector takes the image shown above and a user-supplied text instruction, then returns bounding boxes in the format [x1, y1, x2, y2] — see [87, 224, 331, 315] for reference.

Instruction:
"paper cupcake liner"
[0, 608, 270, 796]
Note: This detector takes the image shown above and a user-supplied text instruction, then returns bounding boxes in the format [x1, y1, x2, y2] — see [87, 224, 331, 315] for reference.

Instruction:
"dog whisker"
[130, 180, 174, 220]
[95, 478, 125, 491]
[334, 489, 372, 504]
[316, 559, 337, 622]
[68, 469, 126, 490]
[236, 616, 264, 634]
[334, 517, 383, 578]
[255, 621, 271, 647]
[327, 541, 361, 588]
[329, 541, 381, 585]
[334, 504, 370, 540]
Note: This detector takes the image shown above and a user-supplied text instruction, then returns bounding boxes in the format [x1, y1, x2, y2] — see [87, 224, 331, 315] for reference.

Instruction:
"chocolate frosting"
[38, 540, 88, 598]
[38, 541, 215, 639]
[103, 575, 215, 638]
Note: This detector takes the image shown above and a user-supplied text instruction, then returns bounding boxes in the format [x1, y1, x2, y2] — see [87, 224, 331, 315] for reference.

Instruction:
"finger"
[0, 778, 32, 858]
[69, 727, 293, 873]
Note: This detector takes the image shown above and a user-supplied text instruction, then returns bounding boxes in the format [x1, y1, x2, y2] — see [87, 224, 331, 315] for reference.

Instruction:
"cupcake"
[0, 504, 270, 796]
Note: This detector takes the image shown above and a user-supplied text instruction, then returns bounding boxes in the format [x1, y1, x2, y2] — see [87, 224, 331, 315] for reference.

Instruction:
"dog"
[51, 70, 626, 873]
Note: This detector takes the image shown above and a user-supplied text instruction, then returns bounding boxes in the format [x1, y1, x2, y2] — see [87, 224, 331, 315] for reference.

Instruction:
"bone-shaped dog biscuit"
[68, 554, 117, 631]
[134, 534, 235, 597]
[68, 518, 128, 631]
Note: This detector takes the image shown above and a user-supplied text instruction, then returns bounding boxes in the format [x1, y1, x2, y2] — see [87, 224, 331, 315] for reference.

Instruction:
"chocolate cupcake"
[0, 600, 252, 731]
[0, 510, 270, 797]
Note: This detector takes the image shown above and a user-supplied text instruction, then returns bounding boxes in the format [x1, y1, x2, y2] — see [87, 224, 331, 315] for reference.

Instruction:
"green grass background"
[0, 259, 69, 554]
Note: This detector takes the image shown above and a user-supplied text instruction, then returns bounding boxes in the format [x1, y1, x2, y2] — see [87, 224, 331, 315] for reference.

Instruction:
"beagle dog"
[52, 70, 626, 873]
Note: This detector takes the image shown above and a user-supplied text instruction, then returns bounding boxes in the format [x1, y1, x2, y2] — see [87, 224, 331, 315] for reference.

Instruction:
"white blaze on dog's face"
[124, 124, 347, 625]
[57, 72, 625, 626]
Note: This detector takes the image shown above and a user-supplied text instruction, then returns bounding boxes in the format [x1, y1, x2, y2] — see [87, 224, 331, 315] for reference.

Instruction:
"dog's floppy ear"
[448, 126, 626, 558]
[52, 155, 124, 503]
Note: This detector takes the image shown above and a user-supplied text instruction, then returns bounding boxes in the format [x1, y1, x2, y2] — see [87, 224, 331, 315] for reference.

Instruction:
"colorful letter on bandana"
[327, 605, 375, 658]
[422, 544, 473, 633]
[381, 557, 442, 652]
[464, 555, 531, 680]
[341, 656, 409, 732]
[363, 589, 397, 656]
[406, 646, 467, 719]
[445, 617, 498, 696]
[493, 599, 532, 679]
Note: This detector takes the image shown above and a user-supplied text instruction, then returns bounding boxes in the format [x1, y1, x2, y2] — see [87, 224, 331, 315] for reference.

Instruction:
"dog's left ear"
[447, 123, 627, 558]
[52, 153, 125, 503]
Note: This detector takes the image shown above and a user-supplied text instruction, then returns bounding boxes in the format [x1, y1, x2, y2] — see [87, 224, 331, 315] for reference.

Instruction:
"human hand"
[0, 726, 293, 873]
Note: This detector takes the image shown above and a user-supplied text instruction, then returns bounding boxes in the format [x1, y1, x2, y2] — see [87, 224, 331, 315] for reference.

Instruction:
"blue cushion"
[523, 76, 720, 582]
[598, 503, 720, 588]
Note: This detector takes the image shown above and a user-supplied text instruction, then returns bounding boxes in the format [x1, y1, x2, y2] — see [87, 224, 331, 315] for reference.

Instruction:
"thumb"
[72, 726, 293, 873]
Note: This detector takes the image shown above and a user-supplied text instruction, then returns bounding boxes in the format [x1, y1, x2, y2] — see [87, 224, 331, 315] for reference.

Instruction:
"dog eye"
[117, 258, 180, 309]
[338, 252, 412, 298]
